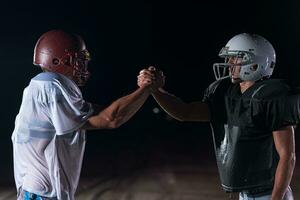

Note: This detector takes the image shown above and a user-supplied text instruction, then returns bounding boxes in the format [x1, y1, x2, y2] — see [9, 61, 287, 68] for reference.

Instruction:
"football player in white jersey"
[12, 29, 161, 200]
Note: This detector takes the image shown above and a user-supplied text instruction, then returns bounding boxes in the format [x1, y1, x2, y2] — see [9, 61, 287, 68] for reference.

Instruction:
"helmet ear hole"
[270, 61, 275, 69]
[52, 58, 60, 65]
[250, 64, 258, 71]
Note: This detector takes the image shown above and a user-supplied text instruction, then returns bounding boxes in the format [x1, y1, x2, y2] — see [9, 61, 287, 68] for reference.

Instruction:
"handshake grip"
[137, 66, 165, 91]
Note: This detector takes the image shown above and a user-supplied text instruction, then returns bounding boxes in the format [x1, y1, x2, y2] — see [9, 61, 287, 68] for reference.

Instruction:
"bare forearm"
[152, 88, 210, 122]
[86, 86, 150, 129]
[271, 155, 296, 200]
[152, 88, 189, 121]
[109, 86, 151, 126]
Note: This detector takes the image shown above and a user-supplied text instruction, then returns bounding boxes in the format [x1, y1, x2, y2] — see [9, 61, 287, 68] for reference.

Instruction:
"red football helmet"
[33, 30, 91, 86]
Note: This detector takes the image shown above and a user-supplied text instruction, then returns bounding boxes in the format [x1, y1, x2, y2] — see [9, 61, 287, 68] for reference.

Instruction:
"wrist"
[151, 87, 164, 94]
[139, 85, 152, 93]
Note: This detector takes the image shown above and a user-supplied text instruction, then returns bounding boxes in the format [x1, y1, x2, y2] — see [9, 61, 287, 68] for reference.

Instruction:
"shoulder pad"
[251, 79, 290, 99]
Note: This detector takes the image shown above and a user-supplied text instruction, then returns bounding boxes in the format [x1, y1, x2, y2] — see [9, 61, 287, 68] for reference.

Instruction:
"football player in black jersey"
[138, 33, 295, 200]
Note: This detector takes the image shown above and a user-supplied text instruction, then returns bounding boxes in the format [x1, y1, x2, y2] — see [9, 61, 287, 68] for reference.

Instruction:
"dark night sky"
[1, 0, 300, 184]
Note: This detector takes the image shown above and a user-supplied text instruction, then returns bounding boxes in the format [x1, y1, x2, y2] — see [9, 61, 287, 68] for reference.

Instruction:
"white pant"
[239, 186, 293, 200]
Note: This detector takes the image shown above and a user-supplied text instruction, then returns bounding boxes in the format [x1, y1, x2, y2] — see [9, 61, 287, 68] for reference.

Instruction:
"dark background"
[0, 0, 299, 193]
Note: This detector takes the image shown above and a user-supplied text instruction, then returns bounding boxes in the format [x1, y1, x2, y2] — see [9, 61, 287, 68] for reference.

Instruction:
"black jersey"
[203, 77, 292, 193]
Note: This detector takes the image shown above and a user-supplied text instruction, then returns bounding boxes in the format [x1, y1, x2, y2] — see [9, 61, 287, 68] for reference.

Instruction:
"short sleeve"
[202, 78, 230, 123]
[262, 98, 289, 131]
[253, 79, 294, 131]
[48, 84, 94, 135]
[283, 93, 300, 126]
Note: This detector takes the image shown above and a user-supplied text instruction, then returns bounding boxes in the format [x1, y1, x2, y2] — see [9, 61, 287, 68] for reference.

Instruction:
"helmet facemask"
[71, 50, 91, 86]
[213, 47, 261, 82]
[57, 49, 91, 86]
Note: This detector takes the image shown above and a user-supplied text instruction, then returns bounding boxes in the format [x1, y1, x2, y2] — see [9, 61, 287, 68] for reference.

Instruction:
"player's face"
[228, 57, 243, 83]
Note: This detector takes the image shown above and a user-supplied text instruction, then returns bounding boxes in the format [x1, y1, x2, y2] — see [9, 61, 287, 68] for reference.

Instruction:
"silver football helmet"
[213, 33, 276, 82]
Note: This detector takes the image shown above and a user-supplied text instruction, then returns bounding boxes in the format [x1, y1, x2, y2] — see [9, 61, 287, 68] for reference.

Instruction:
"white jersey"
[12, 72, 94, 200]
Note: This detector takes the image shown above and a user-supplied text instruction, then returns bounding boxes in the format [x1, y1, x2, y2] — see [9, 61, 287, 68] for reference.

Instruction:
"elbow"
[107, 122, 121, 129]
[89, 116, 123, 129]
[106, 118, 123, 129]
[99, 110, 123, 129]
[166, 112, 188, 122]
[290, 154, 296, 170]
[280, 152, 296, 167]
[166, 114, 186, 122]
[174, 116, 186, 122]
[289, 152, 296, 166]
[291, 153, 296, 166]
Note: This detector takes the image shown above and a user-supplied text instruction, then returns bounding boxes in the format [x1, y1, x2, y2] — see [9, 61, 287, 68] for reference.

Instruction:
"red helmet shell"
[33, 30, 90, 86]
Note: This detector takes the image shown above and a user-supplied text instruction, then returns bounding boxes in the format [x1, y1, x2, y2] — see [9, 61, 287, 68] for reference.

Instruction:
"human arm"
[151, 88, 210, 122]
[82, 80, 153, 130]
[138, 68, 211, 122]
[271, 126, 296, 200]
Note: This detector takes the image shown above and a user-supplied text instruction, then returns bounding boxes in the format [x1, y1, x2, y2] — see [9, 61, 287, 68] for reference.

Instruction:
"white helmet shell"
[213, 33, 276, 81]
